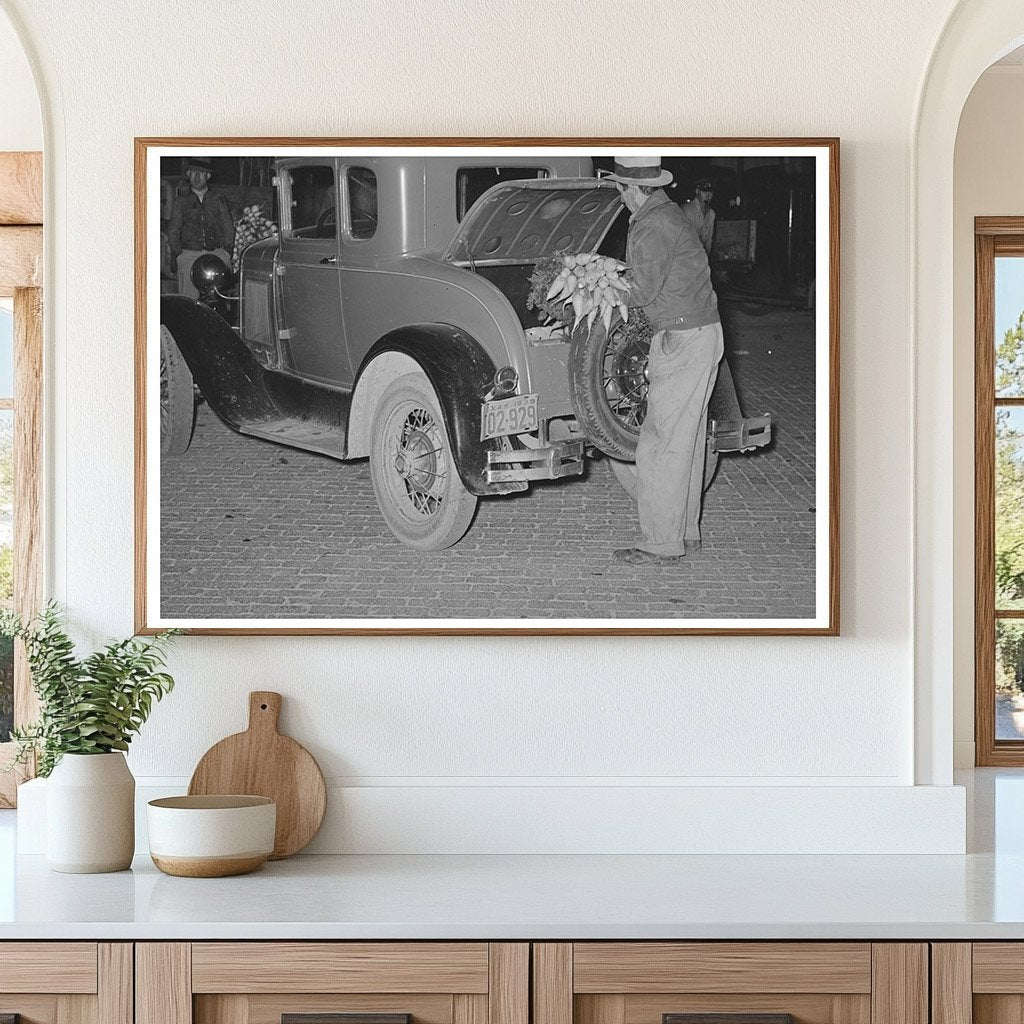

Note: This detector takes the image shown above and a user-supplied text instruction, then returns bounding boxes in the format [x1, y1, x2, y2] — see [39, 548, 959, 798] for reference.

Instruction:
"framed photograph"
[135, 137, 839, 635]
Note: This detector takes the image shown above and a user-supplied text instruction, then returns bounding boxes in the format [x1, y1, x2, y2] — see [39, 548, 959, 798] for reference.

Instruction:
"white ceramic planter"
[46, 752, 135, 873]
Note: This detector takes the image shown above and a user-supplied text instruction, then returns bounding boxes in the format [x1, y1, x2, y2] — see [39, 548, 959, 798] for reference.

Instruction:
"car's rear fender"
[349, 324, 525, 496]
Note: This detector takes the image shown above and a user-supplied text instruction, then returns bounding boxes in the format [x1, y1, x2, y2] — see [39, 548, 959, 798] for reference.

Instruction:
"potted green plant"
[2, 603, 179, 873]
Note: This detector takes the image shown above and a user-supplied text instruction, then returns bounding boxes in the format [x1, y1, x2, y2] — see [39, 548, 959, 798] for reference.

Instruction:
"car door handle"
[319, 255, 338, 265]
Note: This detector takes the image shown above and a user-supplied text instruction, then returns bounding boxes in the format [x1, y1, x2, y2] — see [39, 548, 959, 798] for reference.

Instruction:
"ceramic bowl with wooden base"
[147, 795, 276, 877]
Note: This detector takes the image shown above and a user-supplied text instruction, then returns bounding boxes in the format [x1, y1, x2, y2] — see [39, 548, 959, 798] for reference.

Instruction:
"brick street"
[159, 302, 818, 621]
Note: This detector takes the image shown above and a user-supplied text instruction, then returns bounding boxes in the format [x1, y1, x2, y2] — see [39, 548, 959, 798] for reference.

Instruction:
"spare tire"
[567, 315, 648, 460]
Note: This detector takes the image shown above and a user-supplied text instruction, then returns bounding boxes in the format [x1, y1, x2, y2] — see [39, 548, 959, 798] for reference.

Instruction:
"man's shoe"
[683, 539, 702, 556]
[613, 547, 684, 565]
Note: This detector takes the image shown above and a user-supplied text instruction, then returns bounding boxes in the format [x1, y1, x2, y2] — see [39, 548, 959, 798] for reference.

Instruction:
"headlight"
[491, 366, 519, 397]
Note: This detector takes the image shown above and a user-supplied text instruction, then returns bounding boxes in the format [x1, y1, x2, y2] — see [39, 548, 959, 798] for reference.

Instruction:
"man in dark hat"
[683, 178, 716, 254]
[168, 156, 235, 298]
[606, 156, 723, 565]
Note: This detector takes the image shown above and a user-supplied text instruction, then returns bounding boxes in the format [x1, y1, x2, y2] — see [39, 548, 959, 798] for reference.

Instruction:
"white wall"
[952, 65, 1024, 767]
[0, 0, 974, 852]
[0, 6, 39, 151]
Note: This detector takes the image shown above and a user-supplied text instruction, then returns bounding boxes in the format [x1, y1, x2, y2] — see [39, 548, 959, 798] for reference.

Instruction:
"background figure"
[682, 178, 716, 254]
[168, 157, 235, 299]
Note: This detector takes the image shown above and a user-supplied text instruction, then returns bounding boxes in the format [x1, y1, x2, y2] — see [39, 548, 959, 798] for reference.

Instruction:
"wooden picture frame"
[135, 137, 839, 636]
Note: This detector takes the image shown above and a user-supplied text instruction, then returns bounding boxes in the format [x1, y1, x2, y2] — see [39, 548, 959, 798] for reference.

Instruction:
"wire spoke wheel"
[369, 372, 477, 550]
[159, 324, 195, 456]
[568, 315, 648, 460]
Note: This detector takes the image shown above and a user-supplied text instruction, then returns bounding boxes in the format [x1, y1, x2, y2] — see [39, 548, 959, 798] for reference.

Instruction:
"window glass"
[0, 308, 12, 398]
[996, 407, 1024, 610]
[346, 167, 378, 240]
[996, 256, 1024, 397]
[286, 165, 336, 239]
[997, 621, 1024, 740]
[456, 166, 550, 221]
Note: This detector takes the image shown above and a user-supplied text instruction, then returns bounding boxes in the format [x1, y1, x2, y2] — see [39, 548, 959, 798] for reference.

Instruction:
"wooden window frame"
[0, 152, 43, 806]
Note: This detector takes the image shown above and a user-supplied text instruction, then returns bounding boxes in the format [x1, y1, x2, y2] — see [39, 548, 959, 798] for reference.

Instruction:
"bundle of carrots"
[543, 252, 630, 334]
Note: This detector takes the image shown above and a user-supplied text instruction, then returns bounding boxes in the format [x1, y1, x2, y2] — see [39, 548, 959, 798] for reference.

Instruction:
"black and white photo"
[137, 140, 838, 634]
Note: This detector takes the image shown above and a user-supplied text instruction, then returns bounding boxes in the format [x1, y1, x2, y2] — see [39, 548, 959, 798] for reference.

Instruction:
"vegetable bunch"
[544, 252, 631, 334]
[232, 204, 278, 271]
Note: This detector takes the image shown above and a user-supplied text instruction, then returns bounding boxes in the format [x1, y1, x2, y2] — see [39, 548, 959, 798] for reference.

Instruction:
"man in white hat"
[606, 156, 724, 565]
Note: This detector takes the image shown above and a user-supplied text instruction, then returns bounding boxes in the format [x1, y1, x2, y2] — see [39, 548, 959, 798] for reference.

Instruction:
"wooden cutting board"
[188, 691, 326, 859]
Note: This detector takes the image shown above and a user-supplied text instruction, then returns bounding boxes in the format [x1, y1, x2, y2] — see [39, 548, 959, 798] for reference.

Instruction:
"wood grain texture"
[97, 945, 132, 1024]
[14, 286, 43, 726]
[454, 995, 487, 1024]
[57, 993, 95, 1024]
[576, 995, 625, 1024]
[195, 995, 249, 1024]
[136, 943, 192, 1024]
[0, 943, 97, 993]
[244, 995, 450, 1024]
[974, 995, 1024, 1024]
[533, 944, 572, 1024]
[931, 945, 972, 1024]
[0, 998, 58, 1024]
[188, 691, 326, 858]
[488, 944, 528, 1024]
[573, 943, 872, 994]
[971, 944, 1024, 992]
[870, 945, 927, 1024]
[134, 135, 839, 637]
[0, 226, 42, 294]
[622, 994, 870, 1024]
[191, 942, 489, 994]
[0, 153, 42, 224]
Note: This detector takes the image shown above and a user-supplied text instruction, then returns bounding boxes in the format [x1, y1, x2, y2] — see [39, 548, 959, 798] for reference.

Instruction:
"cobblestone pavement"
[160, 302, 818, 621]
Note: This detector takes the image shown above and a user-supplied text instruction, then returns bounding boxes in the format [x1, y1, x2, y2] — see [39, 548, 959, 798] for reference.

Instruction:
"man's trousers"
[634, 322, 724, 556]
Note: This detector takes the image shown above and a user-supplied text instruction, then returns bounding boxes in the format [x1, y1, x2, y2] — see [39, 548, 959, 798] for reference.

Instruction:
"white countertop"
[3, 849, 1024, 940]
[3, 769, 1023, 941]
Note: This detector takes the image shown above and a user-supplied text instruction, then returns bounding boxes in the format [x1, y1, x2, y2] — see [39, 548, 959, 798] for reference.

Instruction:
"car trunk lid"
[444, 177, 623, 266]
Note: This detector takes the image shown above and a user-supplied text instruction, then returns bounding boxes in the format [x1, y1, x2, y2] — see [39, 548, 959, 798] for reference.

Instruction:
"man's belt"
[650, 312, 721, 333]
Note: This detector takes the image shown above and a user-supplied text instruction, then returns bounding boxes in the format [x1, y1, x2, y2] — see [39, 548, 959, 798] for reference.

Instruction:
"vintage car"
[160, 155, 771, 549]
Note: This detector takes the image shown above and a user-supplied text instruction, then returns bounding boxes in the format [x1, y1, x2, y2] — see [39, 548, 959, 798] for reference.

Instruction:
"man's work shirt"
[168, 187, 235, 258]
[624, 190, 719, 332]
[682, 198, 715, 254]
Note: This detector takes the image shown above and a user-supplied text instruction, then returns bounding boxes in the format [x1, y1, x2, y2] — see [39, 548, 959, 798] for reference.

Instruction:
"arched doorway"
[914, 2, 1024, 785]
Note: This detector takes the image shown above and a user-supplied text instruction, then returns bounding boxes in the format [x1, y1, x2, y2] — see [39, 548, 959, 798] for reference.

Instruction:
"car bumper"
[485, 439, 585, 484]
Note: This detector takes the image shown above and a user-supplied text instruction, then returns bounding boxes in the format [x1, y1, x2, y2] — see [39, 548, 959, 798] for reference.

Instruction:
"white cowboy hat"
[604, 156, 673, 187]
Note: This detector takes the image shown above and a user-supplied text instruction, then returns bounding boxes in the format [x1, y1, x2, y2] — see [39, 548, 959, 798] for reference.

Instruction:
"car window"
[285, 165, 336, 239]
[346, 166, 378, 240]
[456, 166, 550, 221]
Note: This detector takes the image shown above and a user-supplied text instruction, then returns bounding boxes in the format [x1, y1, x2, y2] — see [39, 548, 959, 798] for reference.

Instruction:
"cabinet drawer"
[534, 943, 925, 1024]
[191, 943, 490, 994]
[0, 942, 98, 993]
[0, 943, 130, 1024]
[571, 944, 872, 994]
[140, 942, 528, 1024]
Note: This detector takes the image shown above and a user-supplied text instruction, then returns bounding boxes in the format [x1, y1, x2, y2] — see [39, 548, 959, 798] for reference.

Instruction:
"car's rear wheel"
[160, 325, 195, 456]
[568, 315, 647, 460]
[369, 372, 477, 550]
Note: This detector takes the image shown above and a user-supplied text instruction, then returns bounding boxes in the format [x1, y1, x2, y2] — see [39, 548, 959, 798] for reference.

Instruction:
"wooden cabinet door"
[533, 944, 928, 1024]
[937, 943, 1024, 1024]
[137, 943, 528, 1024]
[0, 943, 131, 1024]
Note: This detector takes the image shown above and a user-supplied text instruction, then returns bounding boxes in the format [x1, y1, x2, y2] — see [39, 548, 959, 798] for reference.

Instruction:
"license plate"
[480, 393, 539, 441]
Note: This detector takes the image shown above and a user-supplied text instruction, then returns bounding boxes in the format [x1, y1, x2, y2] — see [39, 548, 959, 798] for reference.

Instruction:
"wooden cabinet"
[932, 943, 1024, 1024]
[0, 943, 131, 1024]
[136, 944, 528, 1024]
[532, 944, 928, 1024]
